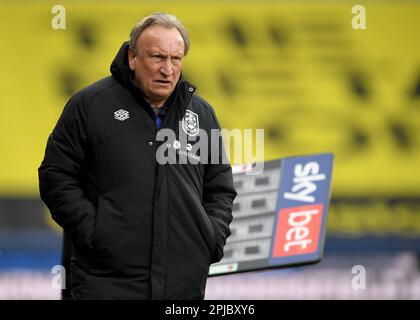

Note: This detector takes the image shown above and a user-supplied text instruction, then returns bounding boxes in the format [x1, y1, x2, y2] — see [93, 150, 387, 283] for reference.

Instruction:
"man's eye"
[172, 57, 182, 64]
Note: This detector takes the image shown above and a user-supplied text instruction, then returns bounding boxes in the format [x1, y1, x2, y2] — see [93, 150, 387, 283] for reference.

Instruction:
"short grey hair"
[129, 13, 190, 55]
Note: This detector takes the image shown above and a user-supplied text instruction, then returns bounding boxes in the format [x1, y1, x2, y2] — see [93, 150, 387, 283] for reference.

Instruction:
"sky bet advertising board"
[209, 153, 334, 276]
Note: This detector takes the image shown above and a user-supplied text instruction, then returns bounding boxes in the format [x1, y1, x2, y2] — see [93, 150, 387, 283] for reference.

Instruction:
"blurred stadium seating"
[0, 1, 419, 299]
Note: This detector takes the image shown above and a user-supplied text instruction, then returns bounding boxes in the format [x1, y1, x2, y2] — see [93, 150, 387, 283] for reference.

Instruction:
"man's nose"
[160, 59, 173, 76]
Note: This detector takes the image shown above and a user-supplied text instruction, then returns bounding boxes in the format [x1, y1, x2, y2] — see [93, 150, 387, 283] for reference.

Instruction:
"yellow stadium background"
[0, 0, 420, 299]
[1, 0, 419, 233]
[1, 1, 419, 196]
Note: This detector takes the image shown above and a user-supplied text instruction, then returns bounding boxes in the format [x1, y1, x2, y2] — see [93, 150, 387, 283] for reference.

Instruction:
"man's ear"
[128, 48, 136, 71]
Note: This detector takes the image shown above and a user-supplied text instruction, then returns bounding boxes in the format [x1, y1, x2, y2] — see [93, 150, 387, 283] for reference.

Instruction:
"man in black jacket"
[38, 13, 237, 300]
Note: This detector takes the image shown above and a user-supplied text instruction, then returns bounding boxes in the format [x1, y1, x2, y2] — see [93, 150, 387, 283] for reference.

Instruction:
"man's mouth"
[155, 80, 171, 84]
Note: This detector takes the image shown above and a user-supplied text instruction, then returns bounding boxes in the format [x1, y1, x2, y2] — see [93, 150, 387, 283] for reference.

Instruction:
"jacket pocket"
[197, 204, 217, 258]
[91, 195, 106, 255]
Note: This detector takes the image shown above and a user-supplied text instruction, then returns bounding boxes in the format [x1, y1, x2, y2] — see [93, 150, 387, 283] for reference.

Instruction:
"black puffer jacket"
[38, 42, 236, 299]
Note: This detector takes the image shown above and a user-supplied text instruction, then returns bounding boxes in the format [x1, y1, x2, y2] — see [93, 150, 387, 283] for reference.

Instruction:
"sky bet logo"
[283, 162, 326, 203]
[270, 154, 333, 263]
[272, 204, 323, 256]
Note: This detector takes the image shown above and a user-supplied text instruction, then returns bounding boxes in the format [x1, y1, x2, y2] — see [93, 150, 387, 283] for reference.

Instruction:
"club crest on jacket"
[182, 110, 199, 136]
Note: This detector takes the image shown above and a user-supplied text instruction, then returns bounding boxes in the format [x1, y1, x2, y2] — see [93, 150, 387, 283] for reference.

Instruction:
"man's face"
[128, 25, 185, 107]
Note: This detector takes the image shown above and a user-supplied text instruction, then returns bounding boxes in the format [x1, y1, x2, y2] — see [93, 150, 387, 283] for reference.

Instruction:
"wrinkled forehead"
[137, 25, 185, 54]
